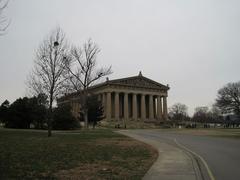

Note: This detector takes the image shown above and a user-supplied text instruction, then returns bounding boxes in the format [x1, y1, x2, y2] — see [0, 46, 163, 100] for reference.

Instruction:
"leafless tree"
[0, 0, 9, 35]
[63, 39, 112, 128]
[192, 106, 223, 123]
[27, 27, 68, 137]
[194, 106, 209, 114]
[192, 106, 213, 123]
[169, 103, 188, 121]
[208, 104, 223, 123]
[216, 81, 240, 115]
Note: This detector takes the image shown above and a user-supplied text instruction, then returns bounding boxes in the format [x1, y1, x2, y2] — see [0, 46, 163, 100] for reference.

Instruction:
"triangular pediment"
[108, 76, 168, 90]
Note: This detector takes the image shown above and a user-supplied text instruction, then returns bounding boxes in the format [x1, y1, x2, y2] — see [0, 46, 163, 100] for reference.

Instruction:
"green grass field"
[0, 128, 157, 179]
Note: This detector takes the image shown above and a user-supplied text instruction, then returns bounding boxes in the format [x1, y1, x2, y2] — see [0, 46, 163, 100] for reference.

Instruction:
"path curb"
[118, 130, 204, 180]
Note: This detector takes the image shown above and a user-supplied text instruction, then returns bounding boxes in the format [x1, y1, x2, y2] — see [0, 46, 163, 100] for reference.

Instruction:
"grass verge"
[0, 128, 157, 179]
[163, 128, 240, 138]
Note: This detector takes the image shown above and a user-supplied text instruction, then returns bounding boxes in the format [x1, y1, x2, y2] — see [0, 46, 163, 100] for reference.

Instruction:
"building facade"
[58, 72, 170, 123]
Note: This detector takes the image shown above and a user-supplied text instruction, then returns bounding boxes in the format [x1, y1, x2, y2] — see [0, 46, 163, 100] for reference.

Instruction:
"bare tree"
[63, 39, 112, 128]
[216, 81, 240, 115]
[192, 106, 210, 123]
[208, 104, 223, 123]
[169, 103, 188, 121]
[27, 27, 68, 137]
[0, 0, 9, 35]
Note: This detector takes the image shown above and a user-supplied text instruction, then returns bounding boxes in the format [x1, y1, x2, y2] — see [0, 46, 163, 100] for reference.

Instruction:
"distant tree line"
[0, 94, 104, 130]
[0, 96, 46, 129]
[191, 106, 223, 123]
[168, 81, 240, 127]
[168, 103, 239, 128]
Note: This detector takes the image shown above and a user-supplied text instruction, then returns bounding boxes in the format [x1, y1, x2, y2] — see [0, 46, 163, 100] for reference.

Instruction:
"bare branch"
[26, 27, 69, 136]
[0, 0, 9, 35]
[62, 39, 112, 128]
[64, 39, 111, 92]
[27, 27, 68, 108]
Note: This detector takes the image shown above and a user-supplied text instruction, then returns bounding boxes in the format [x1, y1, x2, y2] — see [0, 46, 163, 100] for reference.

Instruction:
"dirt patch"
[54, 139, 158, 180]
[54, 162, 114, 180]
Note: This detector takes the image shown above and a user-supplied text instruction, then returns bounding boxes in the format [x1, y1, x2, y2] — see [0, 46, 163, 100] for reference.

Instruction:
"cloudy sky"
[0, 0, 240, 115]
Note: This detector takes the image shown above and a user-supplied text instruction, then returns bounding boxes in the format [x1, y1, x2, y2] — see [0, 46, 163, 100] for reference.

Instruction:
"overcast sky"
[0, 0, 240, 115]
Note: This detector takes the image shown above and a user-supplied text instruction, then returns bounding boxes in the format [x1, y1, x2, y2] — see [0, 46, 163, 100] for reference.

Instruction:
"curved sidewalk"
[118, 130, 202, 180]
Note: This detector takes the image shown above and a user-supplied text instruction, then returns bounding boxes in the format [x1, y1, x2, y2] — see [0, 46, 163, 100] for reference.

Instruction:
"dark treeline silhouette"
[167, 103, 240, 128]
[0, 94, 104, 130]
[0, 95, 46, 129]
[191, 106, 223, 124]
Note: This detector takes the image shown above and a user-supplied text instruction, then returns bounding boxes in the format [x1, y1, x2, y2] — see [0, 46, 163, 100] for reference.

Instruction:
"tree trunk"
[82, 89, 89, 129]
[48, 94, 53, 137]
[47, 109, 52, 137]
[84, 111, 88, 129]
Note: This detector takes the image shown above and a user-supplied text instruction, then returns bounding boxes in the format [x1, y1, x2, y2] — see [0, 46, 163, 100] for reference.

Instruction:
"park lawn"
[0, 128, 157, 179]
[164, 128, 240, 138]
[197, 128, 240, 138]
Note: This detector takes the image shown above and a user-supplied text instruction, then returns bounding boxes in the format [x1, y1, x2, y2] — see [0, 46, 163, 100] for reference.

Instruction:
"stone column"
[97, 94, 101, 101]
[102, 93, 106, 117]
[149, 95, 154, 120]
[157, 96, 162, 120]
[114, 92, 119, 121]
[163, 96, 168, 121]
[132, 93, 137, 120]
[141, 94, 146, 120]
[124, 93, 129, 120]
[106, 92, 111, 120]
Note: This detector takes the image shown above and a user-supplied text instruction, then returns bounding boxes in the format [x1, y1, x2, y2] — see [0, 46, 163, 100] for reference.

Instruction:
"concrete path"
[118, 130, 203, 180]
[142, 130, 240, 180]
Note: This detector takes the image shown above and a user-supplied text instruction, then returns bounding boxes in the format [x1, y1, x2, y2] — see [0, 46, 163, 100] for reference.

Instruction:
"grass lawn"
[0, 128, 157, 179]
[164, 128, 240, 138]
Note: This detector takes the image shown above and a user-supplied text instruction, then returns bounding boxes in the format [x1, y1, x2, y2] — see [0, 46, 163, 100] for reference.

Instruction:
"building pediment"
[107, 75, 169, 90]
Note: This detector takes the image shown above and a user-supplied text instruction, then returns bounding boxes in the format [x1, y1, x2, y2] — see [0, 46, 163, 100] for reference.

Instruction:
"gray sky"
[0, 0, 240, 115]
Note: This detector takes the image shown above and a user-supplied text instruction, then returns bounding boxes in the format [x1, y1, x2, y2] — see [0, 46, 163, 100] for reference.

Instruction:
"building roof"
[58, 71, 169, 100]
[91, 71, 169, 90]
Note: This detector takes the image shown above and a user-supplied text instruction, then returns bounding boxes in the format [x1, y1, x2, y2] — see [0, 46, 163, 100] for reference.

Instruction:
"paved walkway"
[118, 130, 202, 180]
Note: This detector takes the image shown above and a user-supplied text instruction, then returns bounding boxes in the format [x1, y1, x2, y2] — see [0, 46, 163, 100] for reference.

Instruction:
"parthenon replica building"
[58, 72, 170, 123]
